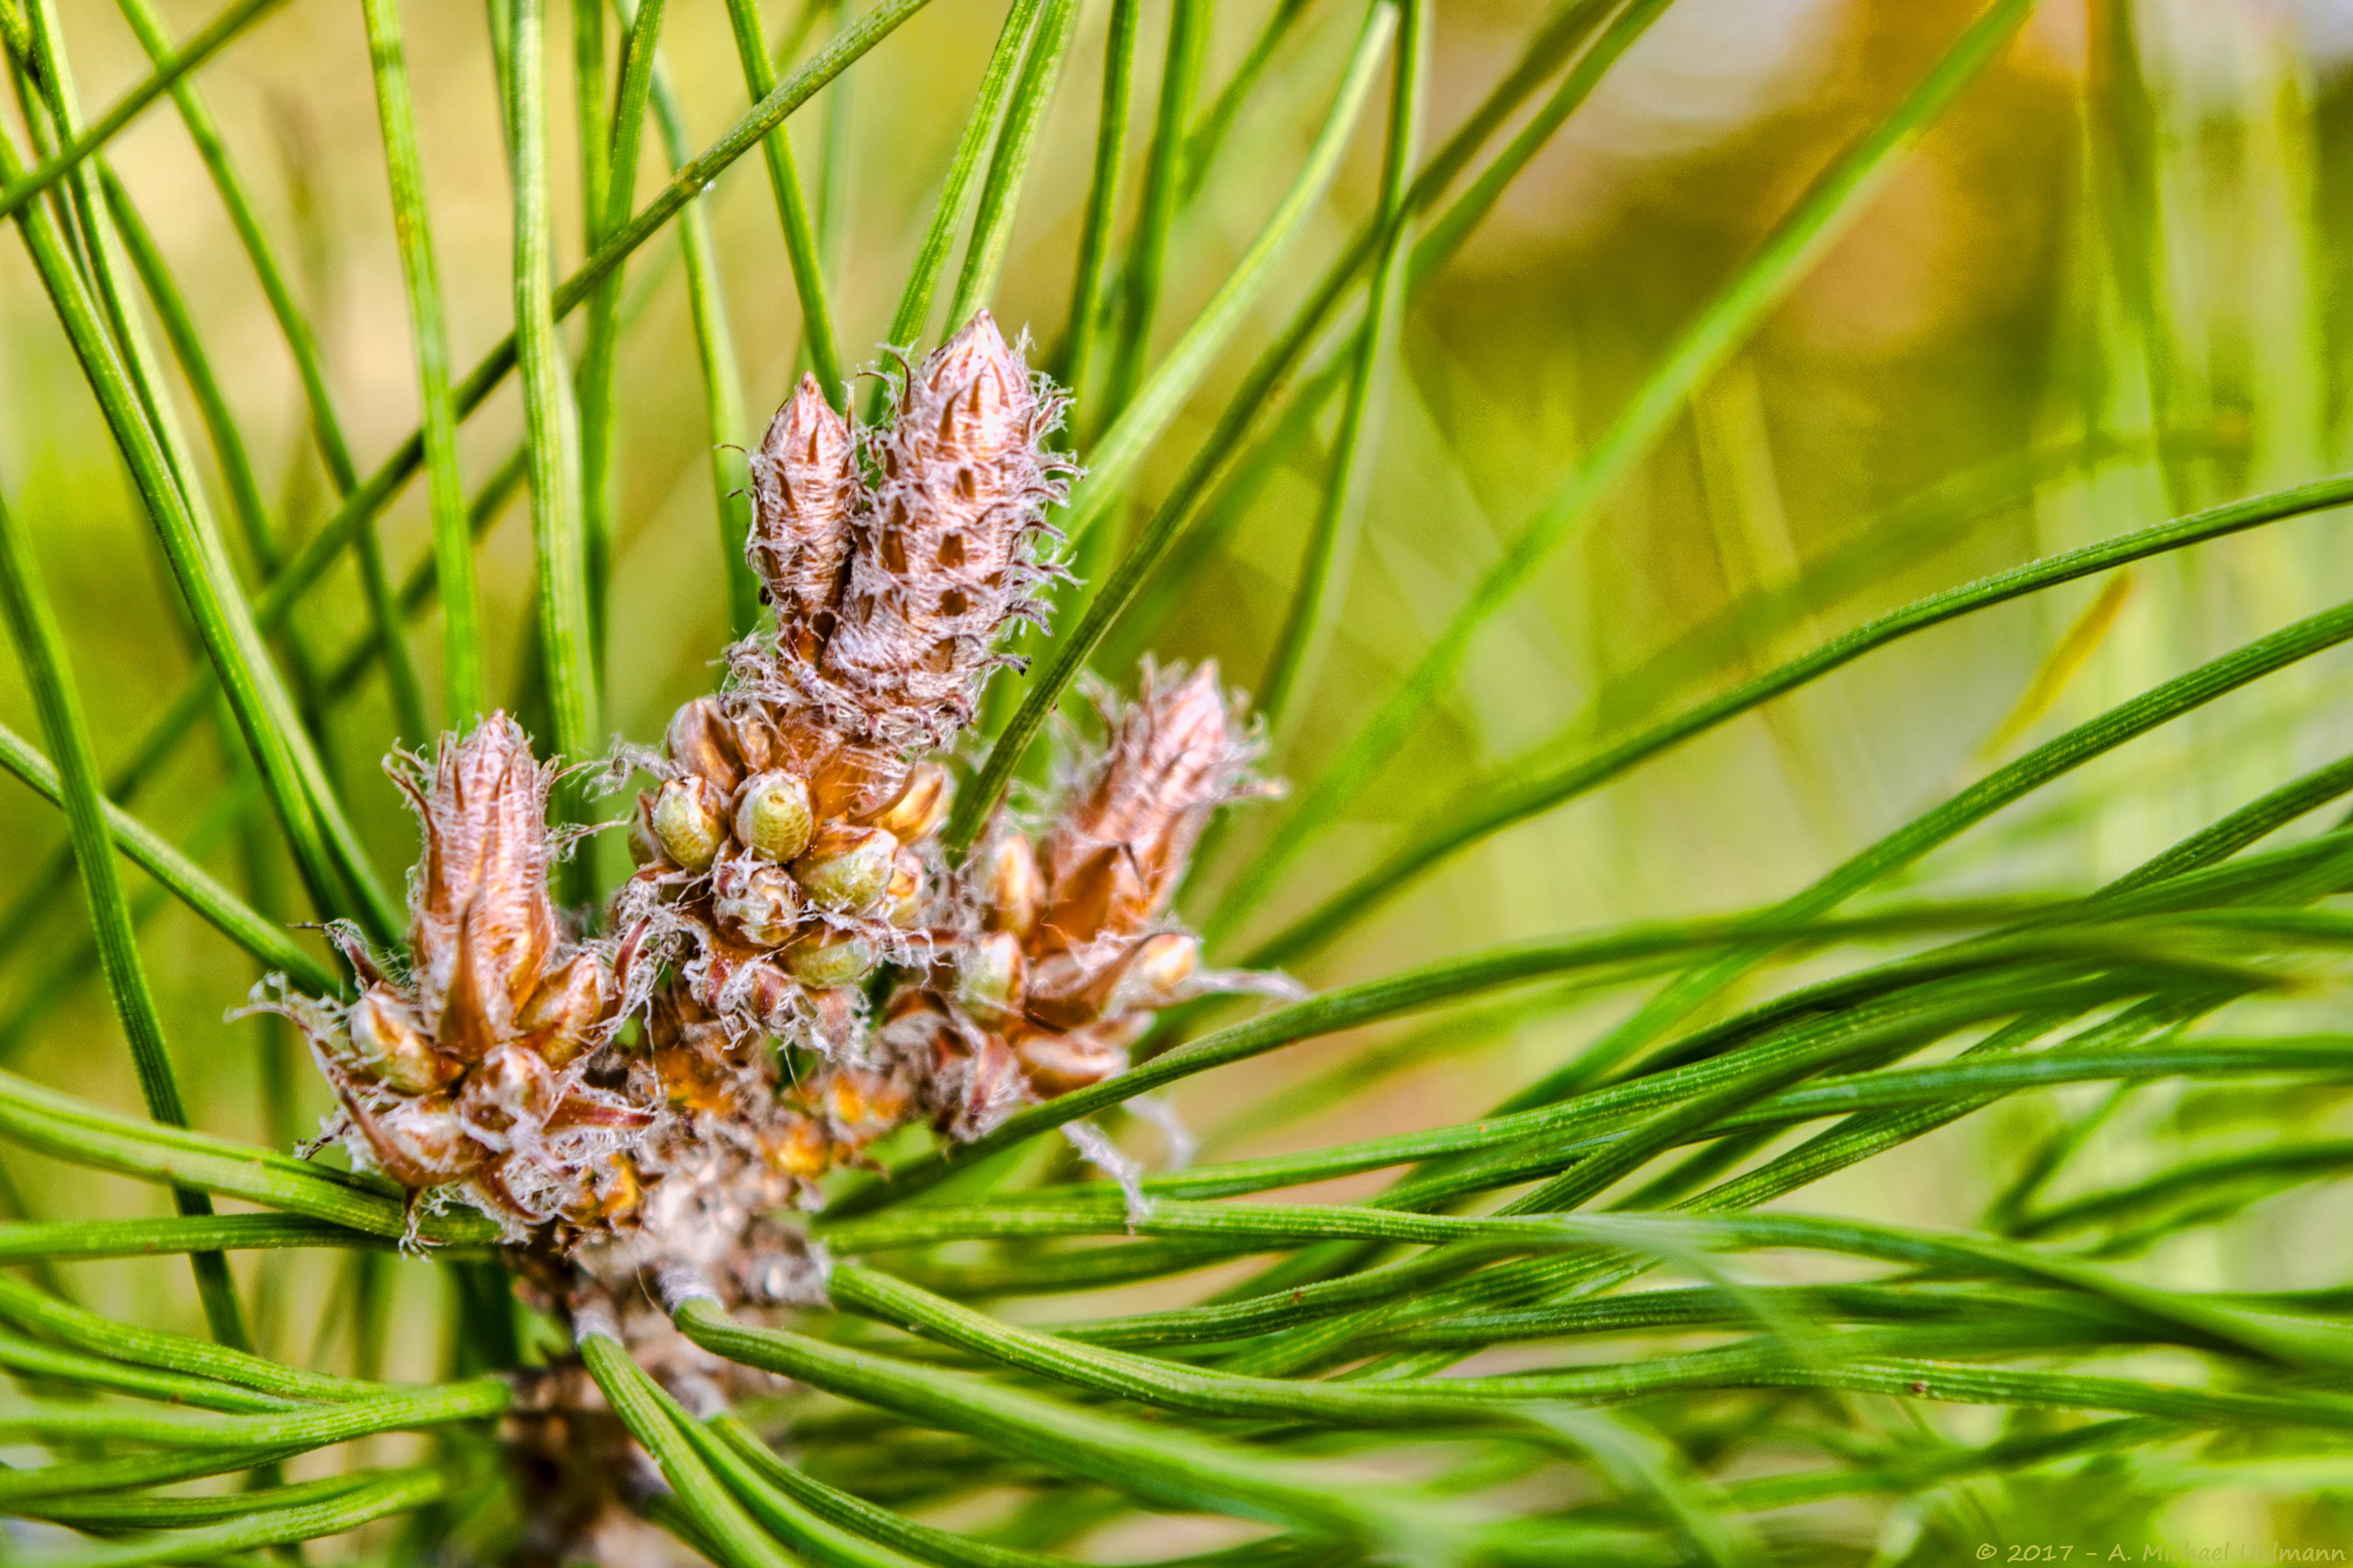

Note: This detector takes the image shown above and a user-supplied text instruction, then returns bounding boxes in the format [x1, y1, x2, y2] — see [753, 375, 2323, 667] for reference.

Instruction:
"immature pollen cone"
[247, 716, 648, 1236]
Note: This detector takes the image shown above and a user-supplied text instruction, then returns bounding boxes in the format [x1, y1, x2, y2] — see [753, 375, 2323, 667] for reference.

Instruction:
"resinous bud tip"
[772, 1115, 833, 1180]
[735, 770, 815, 862]
[570, 1155, 643, 1225]
[828, 1068, 911, 1146]
[652, 776, 727, 872]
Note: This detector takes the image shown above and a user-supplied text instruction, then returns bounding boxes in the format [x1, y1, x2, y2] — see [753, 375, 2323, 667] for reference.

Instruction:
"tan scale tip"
[761, 372, 851, 472]
[918, 310, 1030, 460]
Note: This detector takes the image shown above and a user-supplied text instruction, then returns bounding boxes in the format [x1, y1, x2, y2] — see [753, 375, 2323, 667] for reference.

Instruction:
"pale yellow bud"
[652, 776, 727, 872]
[792, 823, 899, 914]
[783, 928, 879, 989]
[735, 770, 816, 862]
[955, 929, 1025, 1027]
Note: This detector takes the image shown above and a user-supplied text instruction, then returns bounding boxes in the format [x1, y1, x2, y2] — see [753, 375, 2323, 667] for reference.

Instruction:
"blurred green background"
[8, 0, 2353, 1549]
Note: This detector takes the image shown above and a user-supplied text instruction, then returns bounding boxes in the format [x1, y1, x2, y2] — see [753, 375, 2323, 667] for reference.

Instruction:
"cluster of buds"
[574, 313, 1079, 1249]
[621, 691, 948, 1043]
[615, 314, 1068, 1055]
[250, 717, 649, 1235]
[821, 662, 1274, 1160]
[264, 313, 1278, 1284]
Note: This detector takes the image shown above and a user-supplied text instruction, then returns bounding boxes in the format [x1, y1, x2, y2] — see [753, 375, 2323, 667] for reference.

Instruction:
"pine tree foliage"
[2, 0, 2353, 1561]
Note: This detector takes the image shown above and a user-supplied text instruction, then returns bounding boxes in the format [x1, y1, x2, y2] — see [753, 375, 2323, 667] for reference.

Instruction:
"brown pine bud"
[947, 1034, 1031, 1139]
[514, 953, 607, 1068]
[394, 715, 561, 1034]
[1025, 934, 1196, 1031]
[748, 373, 857, 653]
[346, 1093, 482, 1190]
[1022, 951, 1092, 1031]
[628, 795, 666, 867]
[1105, 931, 1200, 1016]
[263, 716, 645, 1236]
[909, 311, 1032, 473]
[1041, 663, 1247, 948]
[820, 313, 1071, 746]
[1014, 1017, 1144, 1096]
[457, 1043, 560, 1134]
[804, 732, 910, 823]
[739, 960, 804, 1037]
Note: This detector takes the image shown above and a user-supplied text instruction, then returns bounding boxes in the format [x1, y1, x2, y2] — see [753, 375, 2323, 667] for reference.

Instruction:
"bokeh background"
[8, 0, 2353, 1550]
